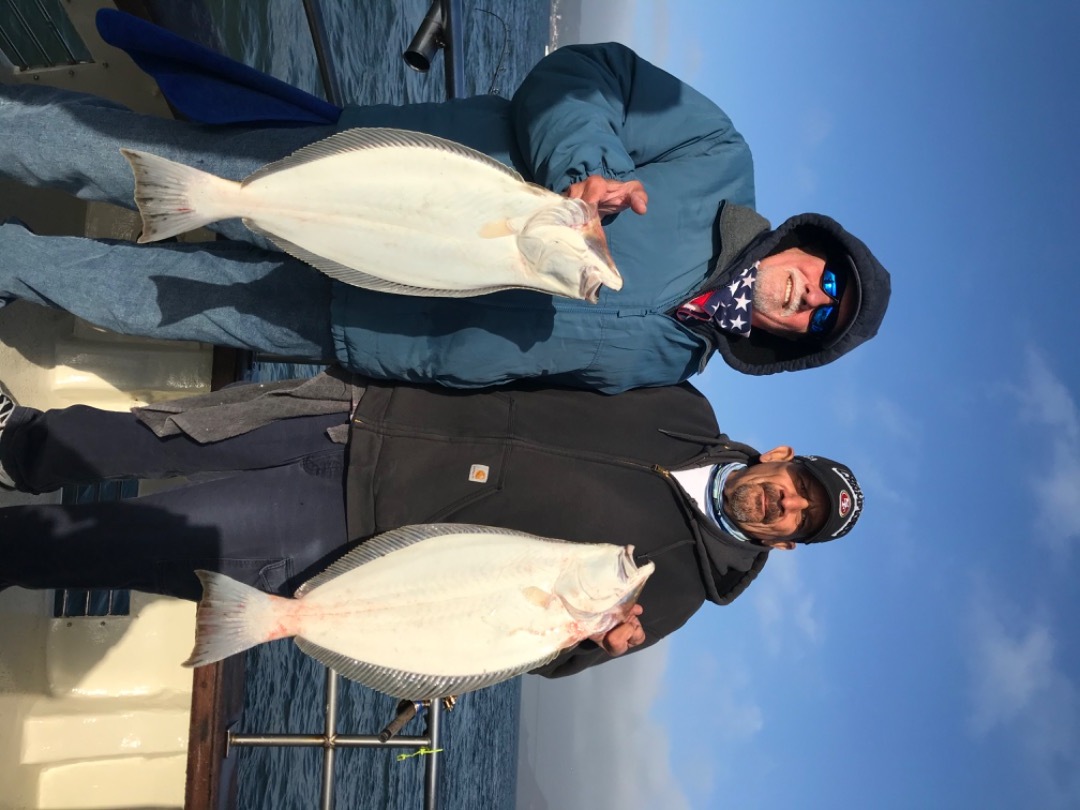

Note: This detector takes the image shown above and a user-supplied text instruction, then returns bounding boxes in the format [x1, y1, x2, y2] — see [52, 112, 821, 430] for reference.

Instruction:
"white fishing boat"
[0, 2, 214, 807]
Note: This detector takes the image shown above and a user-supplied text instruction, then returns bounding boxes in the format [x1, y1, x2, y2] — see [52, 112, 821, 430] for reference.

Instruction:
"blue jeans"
[0, 83, 337, 358]
[0, 405, 350, 600]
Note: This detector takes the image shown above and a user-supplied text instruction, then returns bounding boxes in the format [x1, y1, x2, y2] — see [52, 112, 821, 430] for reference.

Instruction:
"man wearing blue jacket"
[0, 43, 890, 393]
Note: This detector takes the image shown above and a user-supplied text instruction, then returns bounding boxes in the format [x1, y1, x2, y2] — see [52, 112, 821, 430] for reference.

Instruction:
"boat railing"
[0, 0, 93, 70]
[229, 668, 445, 810]
[300, 0, 343, 106]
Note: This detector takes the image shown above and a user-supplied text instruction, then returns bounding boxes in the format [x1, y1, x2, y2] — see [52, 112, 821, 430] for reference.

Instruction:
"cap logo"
[829, 465, 862, 537]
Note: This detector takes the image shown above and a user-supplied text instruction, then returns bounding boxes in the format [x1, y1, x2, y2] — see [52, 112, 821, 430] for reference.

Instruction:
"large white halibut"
[184, 524, 654, 700]
[121, 129, 622, 302]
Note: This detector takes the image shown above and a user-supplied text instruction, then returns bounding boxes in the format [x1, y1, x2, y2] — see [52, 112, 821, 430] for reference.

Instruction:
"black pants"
[0, 406, 349, 600]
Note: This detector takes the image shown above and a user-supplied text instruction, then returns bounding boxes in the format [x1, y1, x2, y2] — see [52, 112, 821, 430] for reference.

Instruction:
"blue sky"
[519, 1, 1080, 808]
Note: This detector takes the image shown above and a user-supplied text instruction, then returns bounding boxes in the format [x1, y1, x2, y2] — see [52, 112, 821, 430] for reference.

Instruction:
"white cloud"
[785, 106, 834, 198]
[968, 601, 1055, 734]
[516, 640, 693, 810]
[834, 388, 923, 486]
[802, 106, 834, 149]
[667, 649, 764, 799]
[750, 553, 822, 655]
[965, 589, 1080, 808]
[869, 394, 922, 445]
[1033, 446, 1080, 544]
[1014, 348, 1080, 549]
[687, 650, 765, 742]
[1017, 347, 1080, 441]
[826, 386, 922, 566]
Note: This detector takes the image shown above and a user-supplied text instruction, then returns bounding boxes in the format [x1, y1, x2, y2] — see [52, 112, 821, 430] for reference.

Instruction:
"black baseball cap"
[795, 455, 863, 543]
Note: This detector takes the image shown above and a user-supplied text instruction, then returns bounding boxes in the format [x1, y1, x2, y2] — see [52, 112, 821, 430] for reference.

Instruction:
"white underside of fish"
[185, 524, 653, 700]
[122, 129, 622, 302]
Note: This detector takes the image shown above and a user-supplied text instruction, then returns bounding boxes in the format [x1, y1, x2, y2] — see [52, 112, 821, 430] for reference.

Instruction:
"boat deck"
[1, 3, 217, 807]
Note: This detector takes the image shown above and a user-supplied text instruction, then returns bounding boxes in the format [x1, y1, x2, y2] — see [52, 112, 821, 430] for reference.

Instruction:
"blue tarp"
[95, 7, 341, 125]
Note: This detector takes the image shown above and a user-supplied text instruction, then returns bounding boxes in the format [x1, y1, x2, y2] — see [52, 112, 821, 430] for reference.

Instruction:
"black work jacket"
[346, 379, 768, 677]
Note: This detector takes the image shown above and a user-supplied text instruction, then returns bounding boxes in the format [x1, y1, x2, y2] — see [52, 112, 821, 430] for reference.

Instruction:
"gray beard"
[727, 481, 782, 525]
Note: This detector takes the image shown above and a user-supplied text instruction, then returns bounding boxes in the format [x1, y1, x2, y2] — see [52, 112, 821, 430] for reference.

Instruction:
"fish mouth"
[583, 224, 620, 275]
[618, 546, 638, 581]
[579, 266, 623, 302]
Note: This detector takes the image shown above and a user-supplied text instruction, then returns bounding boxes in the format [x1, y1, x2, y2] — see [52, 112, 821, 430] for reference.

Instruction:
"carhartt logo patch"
[468, 464, 490, 483]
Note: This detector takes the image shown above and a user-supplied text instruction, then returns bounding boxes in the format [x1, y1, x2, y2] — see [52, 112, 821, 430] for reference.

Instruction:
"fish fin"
[183, 570, 283, 668]
[121, 148, 235, 242]
[515, 232, 546, 271]
[530, 197, 596, 229]
[243, 128, 525, 185]
[296, 524, 568, 596]
[295, 637, 562, 700]
[251, 223, 515, 299]
[523, 586, 555, 609]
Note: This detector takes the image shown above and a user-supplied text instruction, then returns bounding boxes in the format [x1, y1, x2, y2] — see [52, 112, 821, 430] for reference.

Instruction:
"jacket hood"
[695, 206, 892, 376]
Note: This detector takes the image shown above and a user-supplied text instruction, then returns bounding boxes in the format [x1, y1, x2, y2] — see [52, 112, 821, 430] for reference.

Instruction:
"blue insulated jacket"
[331, 43, 755, 393]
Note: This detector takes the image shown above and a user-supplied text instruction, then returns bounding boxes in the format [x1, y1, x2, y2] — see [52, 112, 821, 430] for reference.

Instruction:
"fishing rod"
[473, 8, 510, 95]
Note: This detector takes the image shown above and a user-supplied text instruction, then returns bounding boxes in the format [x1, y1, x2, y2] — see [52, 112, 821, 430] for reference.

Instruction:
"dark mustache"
[759, 482, 782, 522]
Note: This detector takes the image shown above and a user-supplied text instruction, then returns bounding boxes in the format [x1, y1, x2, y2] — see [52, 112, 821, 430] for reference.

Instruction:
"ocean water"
[206, 0, 550, 104]
[195, 3, 551, 808]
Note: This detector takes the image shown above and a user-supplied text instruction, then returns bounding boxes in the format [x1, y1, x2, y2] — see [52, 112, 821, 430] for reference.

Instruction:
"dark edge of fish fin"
[295, 524, 570, 596]
[295, 637, 562, 700]
[242, 128, 526, 186]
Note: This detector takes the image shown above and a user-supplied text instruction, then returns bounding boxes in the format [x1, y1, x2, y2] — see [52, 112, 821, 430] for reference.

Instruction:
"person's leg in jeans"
[0, 83, 339, 353]
[0, 405, 346, 493]
[0, 450, 350, 600]
[0, 83, 335, 246]
[0, 220, 336, 357]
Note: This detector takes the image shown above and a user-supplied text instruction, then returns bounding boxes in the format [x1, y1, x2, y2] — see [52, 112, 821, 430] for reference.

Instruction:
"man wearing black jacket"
[0, 372, 862, 677]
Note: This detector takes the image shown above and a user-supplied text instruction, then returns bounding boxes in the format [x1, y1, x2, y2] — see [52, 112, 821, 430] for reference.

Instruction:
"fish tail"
[183, 570, 287, 668]
[121, 148, 239, 243]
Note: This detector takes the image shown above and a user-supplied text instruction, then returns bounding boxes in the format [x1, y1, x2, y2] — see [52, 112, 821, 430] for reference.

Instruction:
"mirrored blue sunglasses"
[808, 267, 847, 335]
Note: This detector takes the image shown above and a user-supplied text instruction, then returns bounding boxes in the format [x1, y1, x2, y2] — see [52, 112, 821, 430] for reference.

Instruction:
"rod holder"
[403, 0, 445, 73]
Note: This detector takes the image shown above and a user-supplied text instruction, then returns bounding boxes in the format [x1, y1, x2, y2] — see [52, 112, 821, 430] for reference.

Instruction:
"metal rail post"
[228, 668, 444, 809]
